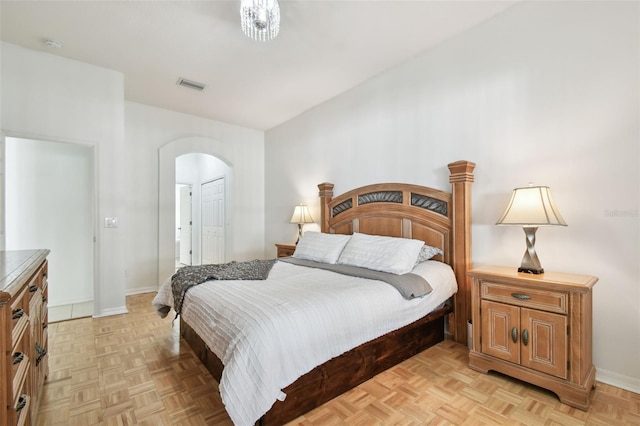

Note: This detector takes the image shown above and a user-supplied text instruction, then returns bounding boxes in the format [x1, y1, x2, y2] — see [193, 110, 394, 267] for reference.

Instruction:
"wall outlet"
[104, 217, 118, 228]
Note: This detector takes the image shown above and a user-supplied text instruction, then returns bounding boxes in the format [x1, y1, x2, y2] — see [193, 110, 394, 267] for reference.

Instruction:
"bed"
[154, 160, 475, 425]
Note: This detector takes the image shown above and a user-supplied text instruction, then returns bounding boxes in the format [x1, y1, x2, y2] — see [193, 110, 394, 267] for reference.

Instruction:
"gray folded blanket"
[171, 259, 277, 316]
[279, 257, 433, 299]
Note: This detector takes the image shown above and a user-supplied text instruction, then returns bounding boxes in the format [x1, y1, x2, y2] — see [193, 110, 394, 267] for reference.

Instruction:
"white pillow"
[292, 232, 351, 264]
[337, 233, 424, 275]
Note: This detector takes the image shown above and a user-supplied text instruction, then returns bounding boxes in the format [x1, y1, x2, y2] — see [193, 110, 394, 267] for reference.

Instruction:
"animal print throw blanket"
[169, 259, 277, 317]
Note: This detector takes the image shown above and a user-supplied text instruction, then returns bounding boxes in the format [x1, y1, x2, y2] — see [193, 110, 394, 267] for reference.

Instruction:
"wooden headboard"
[318, 160, 475, 345]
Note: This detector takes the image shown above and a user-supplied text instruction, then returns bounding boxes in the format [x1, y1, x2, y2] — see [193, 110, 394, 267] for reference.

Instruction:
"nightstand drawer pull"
[12, 308, 25, 320]
[29, 285, 38, 293]
[511, 293, 531, 300]
[522, 329, 529, 346]
[511, 327, 518, 343]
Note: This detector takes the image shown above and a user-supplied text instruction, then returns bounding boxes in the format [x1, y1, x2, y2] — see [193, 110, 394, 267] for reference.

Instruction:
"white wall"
[6, 137, 94, 306]
[265, 2, 639, 392]
[1, 42, 127, 317]
[124, 103, 264, 293]
[1, 42, 266, 314]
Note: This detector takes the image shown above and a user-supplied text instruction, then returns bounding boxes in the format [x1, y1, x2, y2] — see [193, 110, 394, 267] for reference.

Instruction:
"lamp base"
[518, 226, 544, 274]
[518, 266, 544, 274]
[295, 224, 303, 244]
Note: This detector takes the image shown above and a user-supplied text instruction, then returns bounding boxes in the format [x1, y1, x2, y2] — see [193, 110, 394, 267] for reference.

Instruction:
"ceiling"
[0, 1, 516, 131]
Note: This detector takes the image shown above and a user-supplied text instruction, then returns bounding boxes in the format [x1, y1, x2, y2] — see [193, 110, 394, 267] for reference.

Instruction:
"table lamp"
[496, 184, 567, 274]
[290, 204, 314, 244]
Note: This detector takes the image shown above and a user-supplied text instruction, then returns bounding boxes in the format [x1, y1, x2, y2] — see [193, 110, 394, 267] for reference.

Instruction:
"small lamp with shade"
[290, 204, 314, 244]
[496, 183, 567, 274]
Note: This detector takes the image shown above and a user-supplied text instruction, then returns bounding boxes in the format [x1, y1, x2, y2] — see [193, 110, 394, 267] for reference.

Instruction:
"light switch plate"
[104, 217, 118, 228]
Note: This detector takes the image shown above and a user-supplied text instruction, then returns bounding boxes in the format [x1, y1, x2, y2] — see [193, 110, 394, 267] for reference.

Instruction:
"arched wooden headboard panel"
[318, 160, 475, 344]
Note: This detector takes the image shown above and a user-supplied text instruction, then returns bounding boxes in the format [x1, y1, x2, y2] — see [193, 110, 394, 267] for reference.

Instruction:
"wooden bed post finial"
[448, 160, 476, 345]
[318, 183, 334, 233]
[448, 160, 476, 183]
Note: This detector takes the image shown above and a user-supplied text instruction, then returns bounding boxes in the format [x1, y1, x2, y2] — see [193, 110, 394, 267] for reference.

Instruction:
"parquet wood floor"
[37, 293, 640, 425]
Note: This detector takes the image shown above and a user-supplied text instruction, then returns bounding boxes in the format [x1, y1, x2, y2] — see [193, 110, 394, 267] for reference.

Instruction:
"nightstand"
[468, 266, 598, 410]
[275, 243, 296, 258]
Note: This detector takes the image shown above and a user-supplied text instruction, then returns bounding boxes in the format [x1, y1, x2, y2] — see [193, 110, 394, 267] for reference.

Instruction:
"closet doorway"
[175, 153, 229, 267]
[5, 137, 95, 321]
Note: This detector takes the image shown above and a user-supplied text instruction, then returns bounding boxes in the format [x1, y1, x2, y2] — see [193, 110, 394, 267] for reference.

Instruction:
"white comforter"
[152, 260, 457, 426]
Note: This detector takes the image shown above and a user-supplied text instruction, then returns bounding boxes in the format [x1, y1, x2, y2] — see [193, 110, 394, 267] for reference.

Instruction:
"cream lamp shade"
[290, 205, 314, 243]
[496, 184, 567, 274]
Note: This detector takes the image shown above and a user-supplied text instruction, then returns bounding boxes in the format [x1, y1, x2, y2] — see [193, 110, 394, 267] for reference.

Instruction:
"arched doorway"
[158, 137, 234, 287]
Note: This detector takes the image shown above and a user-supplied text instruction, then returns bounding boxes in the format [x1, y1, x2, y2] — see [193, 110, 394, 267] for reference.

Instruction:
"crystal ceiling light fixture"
[240, 0, 280, 42]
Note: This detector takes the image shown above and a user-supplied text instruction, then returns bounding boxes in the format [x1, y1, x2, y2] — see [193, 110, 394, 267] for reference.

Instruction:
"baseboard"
[126, 286, 158, 296]
[597, 368, 640, 394]
[93, 306, 129, 318]
[48, 298, 93, 308]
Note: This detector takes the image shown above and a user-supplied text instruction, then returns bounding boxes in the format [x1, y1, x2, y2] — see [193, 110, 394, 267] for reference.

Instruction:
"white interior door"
[179, 185, 192, 266]
[201, 177, 225, 264]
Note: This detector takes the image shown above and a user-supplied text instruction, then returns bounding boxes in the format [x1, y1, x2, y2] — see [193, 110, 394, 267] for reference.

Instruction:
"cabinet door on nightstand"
[481, 300, 520, 364]
[521, 308, 567, 379]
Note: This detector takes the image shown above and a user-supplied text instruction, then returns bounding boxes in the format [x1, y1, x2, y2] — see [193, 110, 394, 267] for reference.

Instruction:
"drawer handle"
[29, 285, 38, 293]
[42, 296, 48, 303]
[511, 326, 518, 343]
[35, 343, 47, 366]
[16, 395, 27, 412]
[35, 343, 47, 356]
[511, 293, 531, 300]
[522, 329, 529, 346]
[43, 322, 48, 330]
[13, 352, 24, 365]
[12, 308, 25, 320]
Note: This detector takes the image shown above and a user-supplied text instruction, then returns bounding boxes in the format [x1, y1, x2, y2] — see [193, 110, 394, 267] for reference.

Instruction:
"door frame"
[177, 183, 193, 266]
[0, 131, 98, 310]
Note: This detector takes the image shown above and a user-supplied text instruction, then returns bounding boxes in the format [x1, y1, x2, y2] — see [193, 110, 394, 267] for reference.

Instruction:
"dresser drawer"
[27, 278, 38, 303]
[12, 327, 30, 401]
[14, 394, 31, 426]
[480, 281, 568, 314]
[11, 286, 30, 349]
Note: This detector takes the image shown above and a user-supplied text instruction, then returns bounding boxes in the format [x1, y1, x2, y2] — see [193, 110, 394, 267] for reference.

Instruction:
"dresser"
[468, 265, 597, 410]
[0, 250, 50, 426]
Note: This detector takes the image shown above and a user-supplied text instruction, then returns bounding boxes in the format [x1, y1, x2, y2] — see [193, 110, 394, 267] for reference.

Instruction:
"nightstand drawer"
[275, 243, 296, 258]
[480, 281, 568, 314]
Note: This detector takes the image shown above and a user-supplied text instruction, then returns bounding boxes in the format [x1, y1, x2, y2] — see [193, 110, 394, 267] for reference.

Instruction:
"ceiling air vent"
[177, 77, 206, 91]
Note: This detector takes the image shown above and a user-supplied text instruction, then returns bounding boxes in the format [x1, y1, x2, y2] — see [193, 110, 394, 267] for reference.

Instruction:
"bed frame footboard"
[180, 303, 452, 425]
